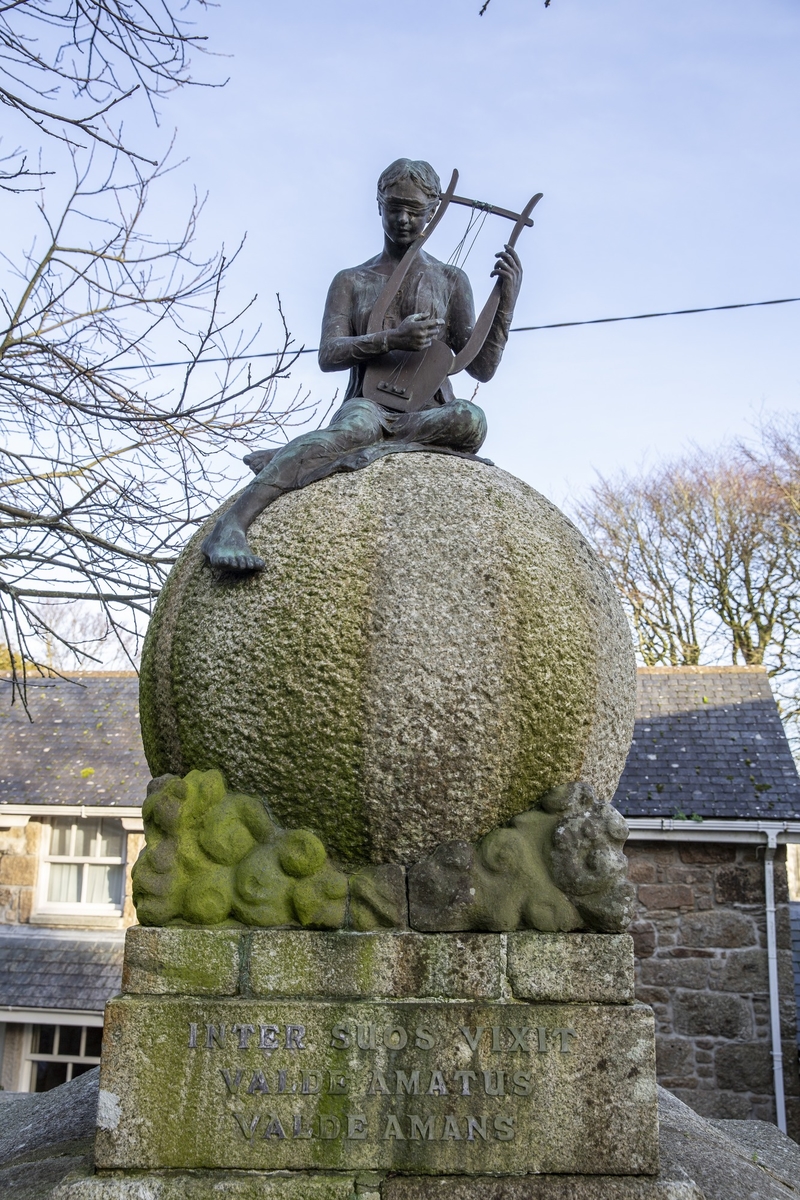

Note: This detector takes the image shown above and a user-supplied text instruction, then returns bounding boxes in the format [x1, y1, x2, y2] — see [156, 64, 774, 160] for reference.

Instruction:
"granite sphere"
[140, 454, 635, 866]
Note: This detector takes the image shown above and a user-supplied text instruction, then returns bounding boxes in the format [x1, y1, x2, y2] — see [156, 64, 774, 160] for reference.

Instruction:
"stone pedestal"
[55, 928, 703, 1197]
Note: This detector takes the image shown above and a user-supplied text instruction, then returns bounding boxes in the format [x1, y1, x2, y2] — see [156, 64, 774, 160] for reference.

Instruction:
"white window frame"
[36, 815, 127, 917]
[24, 1021, 103, 1092]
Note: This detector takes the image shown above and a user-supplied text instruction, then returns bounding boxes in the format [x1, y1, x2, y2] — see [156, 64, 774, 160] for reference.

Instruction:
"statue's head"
[377, 158, 441, 203]
[377, 159, 441, 250]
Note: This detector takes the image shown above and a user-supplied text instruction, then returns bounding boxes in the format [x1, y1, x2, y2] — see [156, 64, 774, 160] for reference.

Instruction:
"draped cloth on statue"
[243, 397, 491, 495]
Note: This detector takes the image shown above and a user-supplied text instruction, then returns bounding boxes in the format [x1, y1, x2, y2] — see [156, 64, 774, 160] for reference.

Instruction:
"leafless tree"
[1, 154, 308, 685]
[1, 0, 308, 704]
[1, 0, 211, 172]
[577, 448, 800, 737]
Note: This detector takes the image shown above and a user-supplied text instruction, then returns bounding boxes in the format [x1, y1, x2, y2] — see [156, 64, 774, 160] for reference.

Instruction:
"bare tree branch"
[0, 152, 317, 708]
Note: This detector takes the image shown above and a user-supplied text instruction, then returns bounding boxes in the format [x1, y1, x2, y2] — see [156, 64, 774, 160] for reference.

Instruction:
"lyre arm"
[366, 170, 459, 337]
[448, 192, 543, 376]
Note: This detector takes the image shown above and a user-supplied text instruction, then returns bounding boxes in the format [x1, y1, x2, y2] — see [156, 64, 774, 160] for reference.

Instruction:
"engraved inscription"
[184, 1013, 580, 1151]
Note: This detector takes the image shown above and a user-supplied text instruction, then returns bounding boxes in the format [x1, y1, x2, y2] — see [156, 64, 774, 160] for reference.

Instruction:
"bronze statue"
[202, 159, 540, 571]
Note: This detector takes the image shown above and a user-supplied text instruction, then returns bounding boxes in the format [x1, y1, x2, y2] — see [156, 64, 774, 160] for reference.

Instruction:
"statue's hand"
[388, 312, 443, 352]
[491, 244, 523, 310]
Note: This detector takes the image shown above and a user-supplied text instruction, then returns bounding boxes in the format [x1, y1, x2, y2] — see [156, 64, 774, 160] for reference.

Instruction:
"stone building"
[1, 665, 799, 1143]
[617, 666, 800, 1141]
[0, 674, 147, 1092]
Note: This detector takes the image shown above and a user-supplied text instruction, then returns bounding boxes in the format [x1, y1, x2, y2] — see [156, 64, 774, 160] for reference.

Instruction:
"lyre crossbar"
[447, 194, 535, 227]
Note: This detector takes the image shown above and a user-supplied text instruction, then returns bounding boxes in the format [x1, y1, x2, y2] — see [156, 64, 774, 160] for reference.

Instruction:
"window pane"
[50, 819, 73, 857]
[30, 1025, 56, 1055]
[97, 820, 123, 859]
[74, 818, 101, 858]
[84, 1027, 103, 1057]
[33, 1061, 68, 1092]
[70, 1062, 95, 1079]
[47, 862, 81, 903]
[85, 864, 123, 906]
[59, 1026, 82, 1056]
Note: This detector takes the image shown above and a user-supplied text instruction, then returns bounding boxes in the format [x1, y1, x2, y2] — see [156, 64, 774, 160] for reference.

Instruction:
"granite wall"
[626, 840, 800, 1140]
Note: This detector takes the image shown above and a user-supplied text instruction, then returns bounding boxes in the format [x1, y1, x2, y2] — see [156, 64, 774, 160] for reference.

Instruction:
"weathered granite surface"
[57, 1173, 701, 1198]
[0, 1069, 98, 1199]
[94, 996, 659, 1175]
[121, 926, 636, 1003]
[11, 1073, 800, 1197]
[657, 1086, 800, 1197]
[140, 454, 636, 867]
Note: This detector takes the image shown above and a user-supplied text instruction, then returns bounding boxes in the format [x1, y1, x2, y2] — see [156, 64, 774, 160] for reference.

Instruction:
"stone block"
[55, 1174, 357, 1199]
[0, 853, 36, 886]
[247, 931, 501, 999]
[122, 926, 242, 995]
[678, 844, 735, 865]
[637, 885, 694, 911]
[630, 921, 656, 958]
[679, 910, 756, 949]
[717, 948, 768, 994]
[672, 992, 752, 1040]
[506, 933, 634, 1003]
[381, 1179, 701, 1199]
[655, 1037, 694, 1079]
[714, 865, 763, 905]
[94, 996, 658, 1176]
[55, 1176, 702, 1200]
[714, 1043, 773, 1093]
[639, 957, 710, 992]
[624, 855, 657, 884]
[673, 1088, 754, 1121]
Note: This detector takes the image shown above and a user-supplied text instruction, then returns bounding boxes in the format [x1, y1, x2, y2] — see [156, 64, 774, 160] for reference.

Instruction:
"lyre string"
[377, 193, 520, 404]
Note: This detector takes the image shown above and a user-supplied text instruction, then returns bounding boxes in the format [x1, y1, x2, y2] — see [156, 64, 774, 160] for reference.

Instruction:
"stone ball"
[140, 454, 635, 867]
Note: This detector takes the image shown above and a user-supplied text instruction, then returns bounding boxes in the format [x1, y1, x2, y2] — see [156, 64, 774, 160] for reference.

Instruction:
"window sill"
[29, 911, 126, 930]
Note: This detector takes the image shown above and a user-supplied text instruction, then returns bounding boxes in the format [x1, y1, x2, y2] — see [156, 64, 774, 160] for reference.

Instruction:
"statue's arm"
[447, 253, 521, 384]
[318, 270, 392, 372]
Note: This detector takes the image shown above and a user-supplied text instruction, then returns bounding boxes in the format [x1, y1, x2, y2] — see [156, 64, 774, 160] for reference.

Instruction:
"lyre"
[362, 171, 543, 414]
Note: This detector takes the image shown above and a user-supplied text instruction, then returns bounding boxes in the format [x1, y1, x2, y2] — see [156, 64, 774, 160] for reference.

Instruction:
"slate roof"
[0, 927, 124, 1012]
[0, 675, 149, 807]
[614, 666, 800, 820]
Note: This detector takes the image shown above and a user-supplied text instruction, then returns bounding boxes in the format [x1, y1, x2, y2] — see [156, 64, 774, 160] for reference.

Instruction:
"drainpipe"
[764, 830, 787, 1133]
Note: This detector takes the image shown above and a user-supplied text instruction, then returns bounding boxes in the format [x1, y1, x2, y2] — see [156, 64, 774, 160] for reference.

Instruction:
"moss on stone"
[139, 456, 635, 868]
[133, 768, 348, 930]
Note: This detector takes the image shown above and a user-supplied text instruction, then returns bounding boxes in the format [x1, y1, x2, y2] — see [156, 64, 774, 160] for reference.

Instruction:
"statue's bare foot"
[201, 522, 265, 572]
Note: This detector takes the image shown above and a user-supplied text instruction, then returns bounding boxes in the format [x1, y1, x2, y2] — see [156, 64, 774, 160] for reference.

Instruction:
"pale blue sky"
[22, 0, 800, 504]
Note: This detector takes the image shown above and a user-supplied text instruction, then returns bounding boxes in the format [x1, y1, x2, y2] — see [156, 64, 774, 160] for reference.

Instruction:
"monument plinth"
[92, 930, 662, 1186]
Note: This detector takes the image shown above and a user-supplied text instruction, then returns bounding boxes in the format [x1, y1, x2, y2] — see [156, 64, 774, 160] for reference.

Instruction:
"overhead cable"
[102, 293, 800, 372]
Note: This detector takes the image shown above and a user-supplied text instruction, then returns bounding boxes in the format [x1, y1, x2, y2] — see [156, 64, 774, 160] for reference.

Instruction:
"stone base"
[85, 928, 684, 1193]
[55, 1169, 704, 1199]
[96, 928, 657, 1179]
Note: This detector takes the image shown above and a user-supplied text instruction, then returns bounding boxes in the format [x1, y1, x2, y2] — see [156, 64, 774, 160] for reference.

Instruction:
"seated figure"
[202, 158, 524, 571]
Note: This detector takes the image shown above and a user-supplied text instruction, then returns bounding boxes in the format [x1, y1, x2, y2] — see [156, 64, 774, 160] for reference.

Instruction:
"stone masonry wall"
[0, 819, 142, 927]
[626, 840, 800, 1141]
[0, 821, 41, 925]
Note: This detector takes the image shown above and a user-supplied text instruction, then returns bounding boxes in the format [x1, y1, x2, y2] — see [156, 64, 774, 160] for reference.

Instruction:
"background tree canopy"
[577, 416, 800, 745]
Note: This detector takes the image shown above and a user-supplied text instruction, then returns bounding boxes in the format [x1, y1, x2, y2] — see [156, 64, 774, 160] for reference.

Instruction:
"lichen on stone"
[132, 768, 347, 929]
[407, 781, 635, 934]
[139, 455, 636, 867]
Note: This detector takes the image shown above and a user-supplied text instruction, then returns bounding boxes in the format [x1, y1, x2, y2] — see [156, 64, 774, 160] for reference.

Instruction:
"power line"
[103, 293, 800, 372]
[510, 294, 800, 332]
